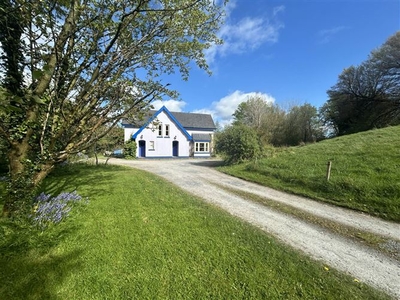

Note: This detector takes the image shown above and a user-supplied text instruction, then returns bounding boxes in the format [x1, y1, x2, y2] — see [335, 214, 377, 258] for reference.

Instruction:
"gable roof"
[132, 106, 192, 140]
[171, 111, 215, 130]
[122, 107, 216, 130]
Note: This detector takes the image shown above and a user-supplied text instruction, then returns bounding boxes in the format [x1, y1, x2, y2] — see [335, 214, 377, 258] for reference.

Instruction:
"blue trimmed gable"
[132, 106, 192, 141]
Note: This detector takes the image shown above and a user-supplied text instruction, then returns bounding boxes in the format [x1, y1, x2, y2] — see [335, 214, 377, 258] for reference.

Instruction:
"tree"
[0, 0, 226, 217]
[283, 103, 322, 145]
[259, 104, 286, 146]
[91, 125, 124, 165]
[95, 126, 124, 155]
[216, 124, 261, 164]
[322, 31, 400, 136]
[233, 95, 270, 130]
[232, 96, 323, 146]
[232, 95, 285, 145]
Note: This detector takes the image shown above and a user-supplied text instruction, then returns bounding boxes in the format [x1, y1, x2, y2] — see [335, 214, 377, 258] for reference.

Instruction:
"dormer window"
[165, 124, 170, 137]
[158, 125, 162, 136]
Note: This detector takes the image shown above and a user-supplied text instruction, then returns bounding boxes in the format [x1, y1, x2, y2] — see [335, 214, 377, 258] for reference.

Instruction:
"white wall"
[124, 112, 215, 158]
[124, 127, 139, 142]
[135, 111, 190, 158]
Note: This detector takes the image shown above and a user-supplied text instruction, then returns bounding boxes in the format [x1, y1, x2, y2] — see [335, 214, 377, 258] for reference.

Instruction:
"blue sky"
[152, 0, 400, 126]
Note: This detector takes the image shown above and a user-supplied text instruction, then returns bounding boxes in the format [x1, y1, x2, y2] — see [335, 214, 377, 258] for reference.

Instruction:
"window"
[158, 125, 162, 136]
[195, 142, 209, 152]
[149, 141, 155, 150]
[165, 124, 170, 137]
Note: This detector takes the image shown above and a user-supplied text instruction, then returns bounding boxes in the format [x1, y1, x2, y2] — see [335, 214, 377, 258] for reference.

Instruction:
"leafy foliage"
[232, 96, 322, 146]
[216, 124, 261, 164]
[123, 140, 137, 159]
[322, 31, 400, 136]
[233, 95, 272, 129]
[95, 126, 124, 154]
[0, 137, 7, 173]
[0, 0, 226, 216]
[0, 1, 24, 95]
[284, 103, 324, 145]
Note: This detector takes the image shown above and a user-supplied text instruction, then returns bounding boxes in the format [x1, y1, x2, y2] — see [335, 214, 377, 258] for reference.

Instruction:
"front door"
[139, 140, 146, 157]
[172, 141, 179, 157]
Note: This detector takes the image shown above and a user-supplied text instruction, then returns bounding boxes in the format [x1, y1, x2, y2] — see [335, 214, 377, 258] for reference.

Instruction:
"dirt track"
[108, 158, 400, 299]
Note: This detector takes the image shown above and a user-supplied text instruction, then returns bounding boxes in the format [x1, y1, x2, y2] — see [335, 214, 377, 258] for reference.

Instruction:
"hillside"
[218, 125, 400, 222]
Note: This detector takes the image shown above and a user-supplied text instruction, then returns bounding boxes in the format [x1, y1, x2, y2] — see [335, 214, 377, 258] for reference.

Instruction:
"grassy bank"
[0, 164, 389, 299]
[218, 126, 400, 222]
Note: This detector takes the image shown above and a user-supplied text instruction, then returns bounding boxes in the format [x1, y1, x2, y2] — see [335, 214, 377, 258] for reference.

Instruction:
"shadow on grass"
[0, 219, 83, 299]
[189, 159, 225, 168]
[0, 249, 83, 299]
[38, 163, 123, 198]
[0, 163, 123, 299]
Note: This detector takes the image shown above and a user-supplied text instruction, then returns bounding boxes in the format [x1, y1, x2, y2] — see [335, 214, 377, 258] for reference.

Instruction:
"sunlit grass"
[218, 126, 400, 222]
[0, 164, 390, 299]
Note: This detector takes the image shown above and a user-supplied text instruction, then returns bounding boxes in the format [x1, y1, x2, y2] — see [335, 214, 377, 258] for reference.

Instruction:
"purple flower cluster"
[31, 191, 88, 229]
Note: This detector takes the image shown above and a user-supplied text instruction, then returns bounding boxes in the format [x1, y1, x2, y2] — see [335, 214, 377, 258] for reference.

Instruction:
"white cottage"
[122, 106, 216, 158]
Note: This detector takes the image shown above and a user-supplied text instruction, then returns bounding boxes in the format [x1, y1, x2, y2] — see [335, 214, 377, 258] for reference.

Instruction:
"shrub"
[123, 140, 137, 159]
[216, 124, 262, 164]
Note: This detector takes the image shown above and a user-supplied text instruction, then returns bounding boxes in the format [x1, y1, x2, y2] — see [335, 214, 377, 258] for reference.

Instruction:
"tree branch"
[34, 1, 79, 96]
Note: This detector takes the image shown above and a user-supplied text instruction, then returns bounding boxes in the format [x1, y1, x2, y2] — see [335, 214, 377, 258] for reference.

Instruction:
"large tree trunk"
[2, 146, 56, 217]
[2, 142, 32, 217]
[2, 141, 34, 217]
[2, 177, 34, 218]
[32, 163, 54, 186]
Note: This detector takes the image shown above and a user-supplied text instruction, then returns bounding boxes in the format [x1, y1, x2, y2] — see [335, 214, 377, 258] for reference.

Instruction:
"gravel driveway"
[108, 158, 400, 299]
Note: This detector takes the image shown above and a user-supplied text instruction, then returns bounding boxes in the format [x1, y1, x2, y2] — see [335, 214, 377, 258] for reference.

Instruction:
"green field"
[0, 164, 389, 299]
[218, 126, 400, 222]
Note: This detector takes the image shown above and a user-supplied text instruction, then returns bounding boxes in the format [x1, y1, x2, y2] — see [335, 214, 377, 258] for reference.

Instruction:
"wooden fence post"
[326, 161, 332, 181]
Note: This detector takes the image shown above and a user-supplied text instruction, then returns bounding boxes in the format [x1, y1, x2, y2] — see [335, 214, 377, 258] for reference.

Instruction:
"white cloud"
[192, 108, 215, 116]
[205, 4, 285, 64]
[154, 92, 276, 127]
[223, 0, 237, 15]
[151, 99, 186, 112]
[273, 5, 285, 16]
[194, 90, 275, 127]
[317, 26, 347, 44]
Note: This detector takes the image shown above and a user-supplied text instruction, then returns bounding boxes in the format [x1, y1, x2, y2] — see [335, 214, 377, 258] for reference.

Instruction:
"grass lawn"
[0, 164, 390, 299]
[218, 126, 400, 222]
